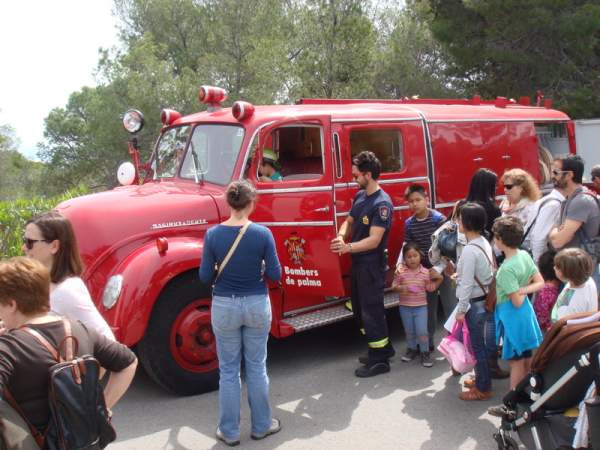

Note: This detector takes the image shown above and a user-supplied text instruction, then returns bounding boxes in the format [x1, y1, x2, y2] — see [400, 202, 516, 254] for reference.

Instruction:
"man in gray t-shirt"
[549, 154, 600, 251]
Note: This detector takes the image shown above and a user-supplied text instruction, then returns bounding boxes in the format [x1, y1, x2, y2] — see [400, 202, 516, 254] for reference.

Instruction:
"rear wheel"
[138, 272, 219, 396]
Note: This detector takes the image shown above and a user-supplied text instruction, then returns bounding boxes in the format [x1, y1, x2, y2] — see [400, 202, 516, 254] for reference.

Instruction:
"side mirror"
[117, 162, 136, 186]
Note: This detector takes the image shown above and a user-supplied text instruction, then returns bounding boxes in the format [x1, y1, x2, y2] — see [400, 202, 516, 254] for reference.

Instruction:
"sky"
[0, 1, 120, 159]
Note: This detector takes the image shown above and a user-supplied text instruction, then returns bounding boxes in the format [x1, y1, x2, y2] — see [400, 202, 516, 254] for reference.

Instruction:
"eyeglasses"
[23, 237, 50, 250]
[504, 184, 515, 190]
[552, 169, 569, 177]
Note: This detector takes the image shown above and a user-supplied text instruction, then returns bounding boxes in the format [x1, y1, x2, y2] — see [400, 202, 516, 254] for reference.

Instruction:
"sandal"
[463, 375, 476, 388]
[459, 387, 492, 401]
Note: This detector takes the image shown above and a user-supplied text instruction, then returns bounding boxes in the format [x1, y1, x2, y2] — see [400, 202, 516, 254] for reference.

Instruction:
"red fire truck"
[56, 87, 574, 395]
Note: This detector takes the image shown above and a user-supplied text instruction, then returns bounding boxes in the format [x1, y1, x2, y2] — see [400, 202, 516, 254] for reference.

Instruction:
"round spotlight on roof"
[232, 101, 255, 121]
[160, 108, 182, 126]
[198, 85, 228, 106]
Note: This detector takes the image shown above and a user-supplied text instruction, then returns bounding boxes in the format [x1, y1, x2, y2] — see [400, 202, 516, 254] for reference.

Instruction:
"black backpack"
[4, 319, 115, 450]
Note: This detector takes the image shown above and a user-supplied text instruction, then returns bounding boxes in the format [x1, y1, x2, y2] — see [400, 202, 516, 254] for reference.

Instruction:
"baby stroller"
[493, 312, 600, 450]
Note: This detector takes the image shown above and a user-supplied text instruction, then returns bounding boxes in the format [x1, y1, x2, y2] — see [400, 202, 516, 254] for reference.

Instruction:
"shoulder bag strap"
[470, 242, 496, 269]
[216, 221, 252, 279]
[19, 327, 61, 362]
[469, 242, 495, 294]
[522, 196, 562, 242]
[2, 388, 46, 448]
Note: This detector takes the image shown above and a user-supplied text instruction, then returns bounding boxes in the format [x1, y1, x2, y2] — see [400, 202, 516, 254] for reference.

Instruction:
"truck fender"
[111, 237, 204, 346]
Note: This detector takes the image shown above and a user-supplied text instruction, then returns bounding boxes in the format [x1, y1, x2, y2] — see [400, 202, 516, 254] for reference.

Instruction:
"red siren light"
[199, 86, 228, 107]
[232, 101, 255, 121]
[160, 109, 181, 126]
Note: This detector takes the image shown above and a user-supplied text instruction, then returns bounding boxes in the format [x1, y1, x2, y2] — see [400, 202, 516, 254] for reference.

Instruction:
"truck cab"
[56, 88, 574, 395]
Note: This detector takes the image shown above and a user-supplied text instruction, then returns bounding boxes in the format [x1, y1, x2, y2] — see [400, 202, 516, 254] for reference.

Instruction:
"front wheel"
[138, 272, 219, 396]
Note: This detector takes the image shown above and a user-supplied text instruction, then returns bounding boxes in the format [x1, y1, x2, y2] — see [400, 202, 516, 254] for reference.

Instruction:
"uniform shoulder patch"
[379, 205, 390, 221]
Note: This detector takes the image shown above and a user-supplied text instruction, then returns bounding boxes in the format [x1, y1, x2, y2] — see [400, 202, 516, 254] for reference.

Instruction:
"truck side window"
[350, 129, 404, 173]
[251, 125, 325, 182]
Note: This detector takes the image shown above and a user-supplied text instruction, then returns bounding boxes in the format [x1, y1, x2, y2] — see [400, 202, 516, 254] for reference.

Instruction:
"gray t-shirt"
[561, 186, 600, 247]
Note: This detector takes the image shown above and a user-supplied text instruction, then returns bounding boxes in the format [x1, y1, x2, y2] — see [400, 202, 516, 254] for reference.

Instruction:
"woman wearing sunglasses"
[22, 211, 115, 340]
[499, 168, 541, 226]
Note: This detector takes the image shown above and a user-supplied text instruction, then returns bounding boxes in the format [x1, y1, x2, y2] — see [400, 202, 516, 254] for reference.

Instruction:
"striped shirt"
[404, 210, 446, 268]
[393, 266, 430, 307]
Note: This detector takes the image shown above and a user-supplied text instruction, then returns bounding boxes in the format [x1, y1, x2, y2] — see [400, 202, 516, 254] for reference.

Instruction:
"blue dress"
[494, 250, 543, 359]
[495, 299, 543, 359]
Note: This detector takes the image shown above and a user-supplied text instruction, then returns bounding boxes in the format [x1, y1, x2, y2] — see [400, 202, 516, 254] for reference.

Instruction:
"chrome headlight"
[122, 109, 144, 134]
[102, 275, 123, 310]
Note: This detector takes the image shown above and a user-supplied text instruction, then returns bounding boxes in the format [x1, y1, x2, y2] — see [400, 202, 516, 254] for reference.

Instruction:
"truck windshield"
[180, 124, 245, 185]
[152, 126, 191, 179]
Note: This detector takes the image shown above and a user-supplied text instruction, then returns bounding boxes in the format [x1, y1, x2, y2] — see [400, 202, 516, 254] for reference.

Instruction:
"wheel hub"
[170, 299, 218, 372]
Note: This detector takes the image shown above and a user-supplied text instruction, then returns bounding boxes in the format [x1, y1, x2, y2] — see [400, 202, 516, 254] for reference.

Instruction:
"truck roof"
[177, 98, 570, 127]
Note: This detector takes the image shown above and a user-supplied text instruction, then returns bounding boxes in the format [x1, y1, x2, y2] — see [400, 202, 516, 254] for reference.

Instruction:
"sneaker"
[354, 361, 390, 378]
[251, 418, 281, 440]
[216, 428, 240, 447]
[458, 387, 493, 401]
[421, 352, 434, 368]
[401, 348, 419, 362]
[357, 346, 395, 365]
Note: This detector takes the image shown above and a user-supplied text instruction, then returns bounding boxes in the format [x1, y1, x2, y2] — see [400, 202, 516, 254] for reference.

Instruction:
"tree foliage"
[426, 0, 600, 117]
[38, 0, 598, 193]
[0, 118, 44, 201]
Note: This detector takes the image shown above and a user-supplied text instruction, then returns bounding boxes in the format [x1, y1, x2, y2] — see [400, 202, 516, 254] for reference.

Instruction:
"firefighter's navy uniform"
[349, 188, 395, 370]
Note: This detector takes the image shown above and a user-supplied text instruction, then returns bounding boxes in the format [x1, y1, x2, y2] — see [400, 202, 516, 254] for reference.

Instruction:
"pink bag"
[437, 321, 477, 374]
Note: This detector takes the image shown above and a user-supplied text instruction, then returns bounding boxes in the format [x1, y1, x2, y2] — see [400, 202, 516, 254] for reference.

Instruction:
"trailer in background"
[575, 119, 600, 180]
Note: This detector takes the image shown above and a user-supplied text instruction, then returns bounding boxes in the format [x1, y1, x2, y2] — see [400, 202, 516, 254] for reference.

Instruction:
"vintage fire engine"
[56, 86, 575, 395]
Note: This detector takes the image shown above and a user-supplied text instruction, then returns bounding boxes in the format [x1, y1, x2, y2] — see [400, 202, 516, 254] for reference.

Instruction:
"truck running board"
[280, 291, 400, 333]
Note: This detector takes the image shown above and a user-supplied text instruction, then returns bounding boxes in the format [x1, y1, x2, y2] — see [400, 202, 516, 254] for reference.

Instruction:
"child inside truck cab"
[397, 184, 447, 351]
[258, 148, 283, 182]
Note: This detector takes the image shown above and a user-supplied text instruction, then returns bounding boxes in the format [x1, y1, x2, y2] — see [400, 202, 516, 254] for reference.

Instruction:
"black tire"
[138, 272, 219, 396]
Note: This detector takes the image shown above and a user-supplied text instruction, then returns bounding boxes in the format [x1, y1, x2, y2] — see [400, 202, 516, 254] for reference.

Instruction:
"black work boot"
[358, 343, 395, 365]
[354, 361, 390, 378]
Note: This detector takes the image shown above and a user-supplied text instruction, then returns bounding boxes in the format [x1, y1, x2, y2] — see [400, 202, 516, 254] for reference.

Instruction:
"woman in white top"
[499, 168, 541, 227]
[22, 211, 115, 340]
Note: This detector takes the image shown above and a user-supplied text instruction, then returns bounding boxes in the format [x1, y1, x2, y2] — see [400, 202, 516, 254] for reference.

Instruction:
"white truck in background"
[575, 119, 600, 179]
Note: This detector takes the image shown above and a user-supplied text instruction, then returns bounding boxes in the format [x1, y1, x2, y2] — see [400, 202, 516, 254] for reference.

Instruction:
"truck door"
[335, 120, 430, 271]
[246, 115, 345, 312]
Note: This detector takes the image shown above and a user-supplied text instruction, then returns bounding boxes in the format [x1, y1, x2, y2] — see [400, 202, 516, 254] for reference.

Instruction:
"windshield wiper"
[190, 143, 204, 185]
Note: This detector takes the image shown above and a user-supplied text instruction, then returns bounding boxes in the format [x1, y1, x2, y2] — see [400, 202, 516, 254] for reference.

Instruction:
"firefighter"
[330, 151, 395, 377]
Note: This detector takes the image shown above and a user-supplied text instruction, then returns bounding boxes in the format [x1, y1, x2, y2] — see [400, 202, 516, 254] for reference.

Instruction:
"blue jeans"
[211, 294, 273, 440]
[399, 305, 429, 352]
[465, 300, 491, 392]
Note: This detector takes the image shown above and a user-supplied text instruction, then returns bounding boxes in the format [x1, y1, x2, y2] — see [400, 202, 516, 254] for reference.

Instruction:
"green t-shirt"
[495, 250, 538, 305]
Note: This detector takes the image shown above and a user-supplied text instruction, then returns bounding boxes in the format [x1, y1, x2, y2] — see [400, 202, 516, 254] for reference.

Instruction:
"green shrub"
[0, 186, 88, 258]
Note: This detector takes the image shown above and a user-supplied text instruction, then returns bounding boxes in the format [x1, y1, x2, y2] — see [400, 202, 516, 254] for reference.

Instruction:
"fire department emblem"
[284, 233, 306, 265]
[362, 215, 369, 225]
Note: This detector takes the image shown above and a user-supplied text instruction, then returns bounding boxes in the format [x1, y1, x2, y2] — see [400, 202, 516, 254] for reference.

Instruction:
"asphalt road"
[110, 314, 509, 450]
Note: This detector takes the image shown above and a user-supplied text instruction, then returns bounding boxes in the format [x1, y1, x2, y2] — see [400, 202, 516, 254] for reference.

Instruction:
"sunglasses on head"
[23, 237, 49, 250]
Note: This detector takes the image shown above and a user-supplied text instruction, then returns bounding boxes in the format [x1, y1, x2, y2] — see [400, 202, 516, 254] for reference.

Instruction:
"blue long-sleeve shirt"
[199, 223, 281, 296]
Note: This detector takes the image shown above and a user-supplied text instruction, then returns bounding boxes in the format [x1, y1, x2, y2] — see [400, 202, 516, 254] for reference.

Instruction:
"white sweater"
[50, 277, 115, 341]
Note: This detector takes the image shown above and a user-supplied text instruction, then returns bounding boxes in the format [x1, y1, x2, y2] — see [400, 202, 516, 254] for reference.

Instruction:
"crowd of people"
[333, 152, 600, 414]
[1, 151, 599, 448]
